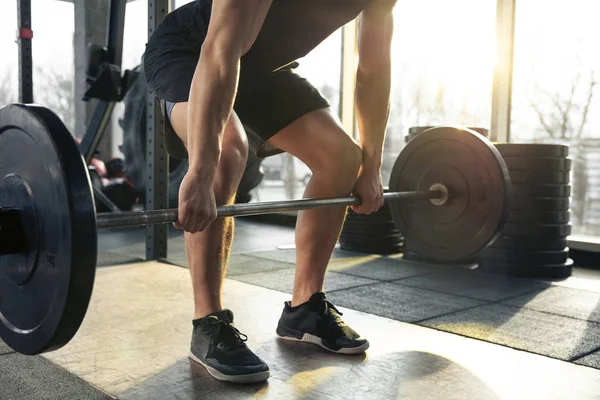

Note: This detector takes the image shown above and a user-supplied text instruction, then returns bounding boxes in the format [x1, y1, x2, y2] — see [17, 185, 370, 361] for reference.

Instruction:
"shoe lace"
[317, 300, 346, 330]
[204, 318, 248, 348]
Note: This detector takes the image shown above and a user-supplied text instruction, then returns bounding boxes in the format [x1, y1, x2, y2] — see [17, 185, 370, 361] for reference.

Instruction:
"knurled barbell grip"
[95, 189, 442, 230]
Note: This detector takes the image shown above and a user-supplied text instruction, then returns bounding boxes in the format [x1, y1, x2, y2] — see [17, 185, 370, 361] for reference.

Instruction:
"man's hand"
[174, 171, 217, 233]
[351, 164, 384, 215]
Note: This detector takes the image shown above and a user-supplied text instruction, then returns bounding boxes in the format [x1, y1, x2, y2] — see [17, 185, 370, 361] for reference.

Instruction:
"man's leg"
[169, 103, 270, 383]
[268, 107, 368, 354]
[267, 108, 363, 306]
[170, 103, 248, 318]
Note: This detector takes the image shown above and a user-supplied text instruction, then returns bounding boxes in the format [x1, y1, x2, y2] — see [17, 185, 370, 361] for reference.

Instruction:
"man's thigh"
[234, 65, 332, 157]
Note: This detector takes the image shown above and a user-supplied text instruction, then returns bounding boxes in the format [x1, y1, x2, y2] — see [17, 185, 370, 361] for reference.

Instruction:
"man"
[143, 0, 396, 384]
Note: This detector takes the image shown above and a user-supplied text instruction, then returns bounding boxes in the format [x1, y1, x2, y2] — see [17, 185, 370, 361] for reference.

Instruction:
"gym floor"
[2, 220, 600, 399]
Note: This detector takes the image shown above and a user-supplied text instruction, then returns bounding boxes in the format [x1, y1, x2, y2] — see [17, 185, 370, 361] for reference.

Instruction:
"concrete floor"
[2, 219, 600, 399]
[42, 262, 600, 400]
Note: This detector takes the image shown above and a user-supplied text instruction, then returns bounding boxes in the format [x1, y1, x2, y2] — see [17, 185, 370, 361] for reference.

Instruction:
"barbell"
[0, 103, 511, 355]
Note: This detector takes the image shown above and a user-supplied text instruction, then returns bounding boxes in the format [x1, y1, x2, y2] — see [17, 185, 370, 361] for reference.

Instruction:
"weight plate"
[403, 250, 477, 265]
[339, 232, 403, 242]
[501, 223, 571, 237]
[507, 210, 570, 224]
[339, 242, 403, 255]
[409, 126, 488, 138]
[339, 241, 404, 252]
[509, 170, 570, 184]
[509, 184, 571, 198]
[0, 104, 97, 355]
[478, 247, 569, 265]
[342, 220, 400, 233]
[389, 126, 510, 262]
[408, 126, 436, 136]
[502, 157, 572, 171]
[490, 235, 567, 251]
[477, 258, 573, 279]
[509, 196, 570, 211]
[344, 216, 396, 227]
[493, 144, 569, 157]
[346, 208, 394, 221]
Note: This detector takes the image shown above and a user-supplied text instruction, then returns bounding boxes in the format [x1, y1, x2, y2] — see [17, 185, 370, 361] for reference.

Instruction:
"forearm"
[187, 49, 240, 181]
[355, 65, 391, 168]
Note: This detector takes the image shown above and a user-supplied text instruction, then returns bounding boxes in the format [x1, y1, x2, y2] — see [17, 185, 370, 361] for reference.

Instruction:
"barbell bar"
[0, 103, 511, 356]
[95, 190, 444, 229]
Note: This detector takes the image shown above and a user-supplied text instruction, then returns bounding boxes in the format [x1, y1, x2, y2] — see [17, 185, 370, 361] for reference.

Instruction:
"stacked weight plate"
[478, 143, 573, 279]
[339, 199, 403, 255]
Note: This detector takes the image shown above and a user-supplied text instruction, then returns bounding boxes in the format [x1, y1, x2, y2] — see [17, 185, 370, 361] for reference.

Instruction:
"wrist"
[361, 151, 382, 170]
[188, 161, 217, 183]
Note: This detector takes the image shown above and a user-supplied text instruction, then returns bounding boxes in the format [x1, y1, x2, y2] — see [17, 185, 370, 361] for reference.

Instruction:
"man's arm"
[355, 0, 396, 169]
[187, 0, 272, 180]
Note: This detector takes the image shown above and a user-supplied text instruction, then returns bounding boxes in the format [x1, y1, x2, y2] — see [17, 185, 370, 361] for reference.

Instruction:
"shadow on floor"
[118, 339, 501, 400]
[574, 297, 600, 367]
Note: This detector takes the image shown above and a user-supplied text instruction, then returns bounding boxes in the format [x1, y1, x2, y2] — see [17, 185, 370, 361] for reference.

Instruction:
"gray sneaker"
[189, 309, 270, 383]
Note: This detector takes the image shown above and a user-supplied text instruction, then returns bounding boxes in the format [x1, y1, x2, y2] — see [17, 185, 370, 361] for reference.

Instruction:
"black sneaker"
[276, 292, 369, 354]
[189, 309, 270, 383]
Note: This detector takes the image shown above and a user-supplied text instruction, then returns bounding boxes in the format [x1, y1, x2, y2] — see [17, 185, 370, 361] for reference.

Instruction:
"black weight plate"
[509, 184, 571, 198]
[343, 216, 399, 227]
[478, 247, 569, 265]
[0, 104, 97, 355]
[509, 170, 570, 184]
[493, 144, 569, 157]
[403, 250, 477, 265]
[344, 217, 396, 227]
[389, 126, 510, 262]
[346, 209, 394, 222]
[339, 232, 403, 242]
[507, 210, 570, 224]
[339, 242, 403, 255]
[502, 157, 572, 171]
[408, 126, 436, 136]
[490, 235, 567, 251]
[0, 176, 38, 285]
[509, 196, 570, 211]
[339, 240, 403, 250]
[501, 223, 571, 237]
[477, 258, 573, 279]
[409, 126, 488, 138]
[342, 221, 400, 233]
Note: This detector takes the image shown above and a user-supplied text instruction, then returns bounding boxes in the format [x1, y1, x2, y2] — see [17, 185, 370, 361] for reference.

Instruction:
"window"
[382, 0, 497, 184]
[0, 0, 75, 132]
[511, 0, 600, 236]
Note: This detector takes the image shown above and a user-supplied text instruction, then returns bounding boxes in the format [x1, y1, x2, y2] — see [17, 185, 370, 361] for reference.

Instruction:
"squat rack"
[15, 0, 171, 260]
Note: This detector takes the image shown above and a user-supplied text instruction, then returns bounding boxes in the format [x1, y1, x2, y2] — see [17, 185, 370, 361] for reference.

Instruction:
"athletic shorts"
[142, 11, 330, 157]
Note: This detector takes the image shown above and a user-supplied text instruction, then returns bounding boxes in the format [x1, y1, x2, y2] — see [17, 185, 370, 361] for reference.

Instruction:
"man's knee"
[313, 134, 362, 187]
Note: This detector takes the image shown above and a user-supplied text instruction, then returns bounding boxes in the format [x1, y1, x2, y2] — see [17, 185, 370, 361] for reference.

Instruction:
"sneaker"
[189, 309, 270, 383]
[276, 292, 369, 354]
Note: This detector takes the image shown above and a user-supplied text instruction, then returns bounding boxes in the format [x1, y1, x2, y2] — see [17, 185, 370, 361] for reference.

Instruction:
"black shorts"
[142, 12, 330, 157]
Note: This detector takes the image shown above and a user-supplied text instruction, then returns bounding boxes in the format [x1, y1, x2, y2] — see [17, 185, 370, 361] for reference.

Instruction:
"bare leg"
[170, 103, 248, 318]
[268, 108, 362, 307]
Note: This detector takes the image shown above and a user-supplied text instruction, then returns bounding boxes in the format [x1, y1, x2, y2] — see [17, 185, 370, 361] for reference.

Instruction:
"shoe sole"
[276, 332, 370, 355]
[188, 351, 270, 384]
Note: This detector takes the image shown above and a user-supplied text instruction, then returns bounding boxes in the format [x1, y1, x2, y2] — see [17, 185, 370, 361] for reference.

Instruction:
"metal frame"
[490, 0, 516, 143]
[78, 0, 126, 164]
[17, 0, 33, 103]
[340, 20, 358, 137]
[145, 0, 170, 260]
